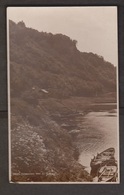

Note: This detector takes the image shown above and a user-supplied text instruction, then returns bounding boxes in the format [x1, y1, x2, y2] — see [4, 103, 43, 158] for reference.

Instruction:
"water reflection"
[78, 109, 118, 174]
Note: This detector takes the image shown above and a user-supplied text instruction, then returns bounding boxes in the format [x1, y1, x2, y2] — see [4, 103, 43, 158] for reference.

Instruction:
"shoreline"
[11, 95, 117, 182]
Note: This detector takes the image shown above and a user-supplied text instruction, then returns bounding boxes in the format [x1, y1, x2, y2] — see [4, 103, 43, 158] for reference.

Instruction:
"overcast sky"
[7, 7, 118, 66]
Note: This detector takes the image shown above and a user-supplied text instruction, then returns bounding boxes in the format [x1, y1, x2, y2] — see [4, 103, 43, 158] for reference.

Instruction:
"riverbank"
[11, 95, 117, 182]
[41, 96, 118, 178]
[39, 95, 117, 116]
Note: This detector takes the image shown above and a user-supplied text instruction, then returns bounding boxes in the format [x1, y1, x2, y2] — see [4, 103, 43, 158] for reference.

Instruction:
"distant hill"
[9, 20, 116, 99]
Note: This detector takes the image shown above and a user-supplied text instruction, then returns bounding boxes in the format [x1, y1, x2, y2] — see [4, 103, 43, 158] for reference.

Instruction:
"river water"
[77, 104, 119, 174]
[52, 103, 119, 176]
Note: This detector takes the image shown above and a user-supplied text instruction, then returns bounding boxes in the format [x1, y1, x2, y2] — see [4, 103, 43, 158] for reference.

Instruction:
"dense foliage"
[9, 20, 116, 99]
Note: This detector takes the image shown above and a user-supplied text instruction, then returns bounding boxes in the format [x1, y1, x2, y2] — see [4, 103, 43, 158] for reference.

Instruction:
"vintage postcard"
[7, 6, 119, 183]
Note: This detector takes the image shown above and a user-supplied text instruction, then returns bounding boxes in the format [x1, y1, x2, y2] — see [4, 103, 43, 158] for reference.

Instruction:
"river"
[76, 104, 119, 174]
[52, 102, 119, 177]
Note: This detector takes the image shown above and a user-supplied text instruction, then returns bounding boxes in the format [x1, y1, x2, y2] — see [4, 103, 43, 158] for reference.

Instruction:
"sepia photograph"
[7, 6, 119, 183]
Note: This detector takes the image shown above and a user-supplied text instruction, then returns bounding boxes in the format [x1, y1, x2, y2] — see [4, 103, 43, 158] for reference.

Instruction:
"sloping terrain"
[9, 20, 116, 99]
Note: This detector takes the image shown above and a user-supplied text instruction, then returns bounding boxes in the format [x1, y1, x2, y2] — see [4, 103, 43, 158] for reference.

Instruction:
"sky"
[7, 7, 118, 66]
